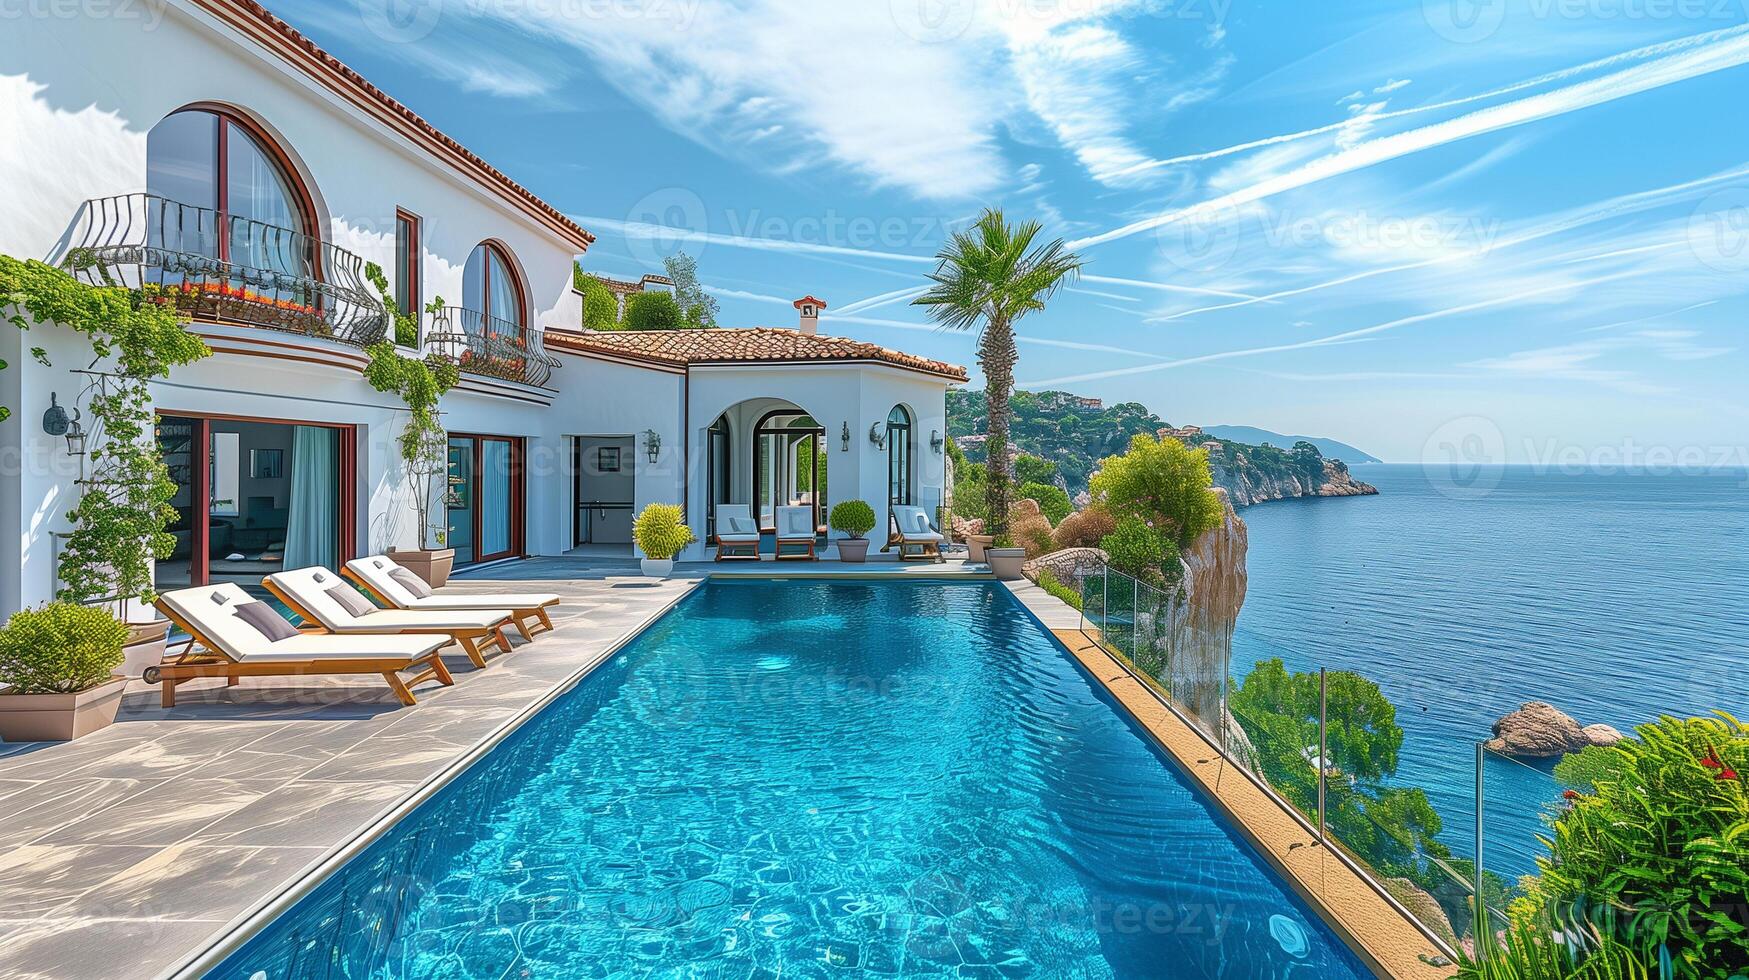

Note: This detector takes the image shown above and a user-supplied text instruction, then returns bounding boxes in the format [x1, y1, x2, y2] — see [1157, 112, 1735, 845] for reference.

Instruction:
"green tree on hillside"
[1090, 433, 1225, 548]
[1014, 454, 1058, 486]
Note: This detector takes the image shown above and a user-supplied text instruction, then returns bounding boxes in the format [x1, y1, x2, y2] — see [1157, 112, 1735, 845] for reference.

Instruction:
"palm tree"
[913, 209, 1083, 542]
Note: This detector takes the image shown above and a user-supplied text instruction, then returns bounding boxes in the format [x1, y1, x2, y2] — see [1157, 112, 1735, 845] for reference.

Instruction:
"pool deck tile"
[0, 557, 702, 980]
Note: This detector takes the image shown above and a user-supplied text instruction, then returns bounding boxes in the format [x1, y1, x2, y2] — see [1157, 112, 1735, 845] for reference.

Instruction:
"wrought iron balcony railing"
[59, 193, 389, 346]
[424, 305, 559, 388]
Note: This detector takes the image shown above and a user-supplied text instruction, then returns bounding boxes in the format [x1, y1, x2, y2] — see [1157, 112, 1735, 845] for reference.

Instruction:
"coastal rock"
[1212, 457, 1379, 507]
[1011, 497, 1043, 521]
[1384, 878, 1459, 947]
[1486, 702, 1622, 757]
[1179, 489, 1249, 630]
[1022, 548, 1108, 592]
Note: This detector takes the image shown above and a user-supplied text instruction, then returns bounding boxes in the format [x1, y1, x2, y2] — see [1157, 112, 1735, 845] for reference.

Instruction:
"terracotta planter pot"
[391, 548, 455, 588]
[966, 534, 995, 563]
[640, 558, 675, 579]
[835, 538, 870, 563]
[0, 676, 128, 742]
[986, 547, 1027, 581]
[120, 620, 171, 679]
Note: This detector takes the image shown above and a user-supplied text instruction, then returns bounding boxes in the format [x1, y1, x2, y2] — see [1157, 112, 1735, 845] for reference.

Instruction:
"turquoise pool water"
[210, 581, 1367, 978]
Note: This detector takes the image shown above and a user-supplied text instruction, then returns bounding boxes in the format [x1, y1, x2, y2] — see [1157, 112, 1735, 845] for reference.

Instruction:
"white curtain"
[481, 440, 511, 557]
[284, 426, 337, 570]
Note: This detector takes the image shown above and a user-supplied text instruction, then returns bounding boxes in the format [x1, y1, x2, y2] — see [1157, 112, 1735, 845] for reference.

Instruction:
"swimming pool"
[207, 581, 1368, 978]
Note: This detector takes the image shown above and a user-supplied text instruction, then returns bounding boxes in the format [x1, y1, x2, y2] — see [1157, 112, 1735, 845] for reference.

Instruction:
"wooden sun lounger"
[774, 506, 818, 561]
[712, 504, 762, 561]
[342, 556, 558, 640]
[153, 585, 454, 708]
[886, 506, 945, 562]
[265, 567, 514, 670]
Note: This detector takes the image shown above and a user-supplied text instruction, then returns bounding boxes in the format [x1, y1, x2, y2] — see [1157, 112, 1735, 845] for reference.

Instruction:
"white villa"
[0, 0, 964, 618]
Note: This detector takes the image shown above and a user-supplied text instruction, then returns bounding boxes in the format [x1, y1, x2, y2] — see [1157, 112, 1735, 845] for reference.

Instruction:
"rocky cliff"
[1211, 453, 1378, 508]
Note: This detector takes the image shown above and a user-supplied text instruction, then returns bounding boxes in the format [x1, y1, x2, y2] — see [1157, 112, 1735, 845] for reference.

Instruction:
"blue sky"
[281, 0, 1749, 462]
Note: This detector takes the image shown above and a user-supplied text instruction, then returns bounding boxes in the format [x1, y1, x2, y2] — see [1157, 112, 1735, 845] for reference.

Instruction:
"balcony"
[424, 305, 559, 388]
[60, 193, 389, 346]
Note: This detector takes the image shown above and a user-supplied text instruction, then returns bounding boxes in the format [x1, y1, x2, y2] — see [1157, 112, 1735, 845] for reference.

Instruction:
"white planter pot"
[640, 558, 675, 579]
[835, 538, 870, 562]
[120, 620, 171, 679]
[986, 547, 1027, 581]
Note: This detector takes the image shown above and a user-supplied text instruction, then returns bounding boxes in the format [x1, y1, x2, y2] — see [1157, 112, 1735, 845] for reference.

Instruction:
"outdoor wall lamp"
[840, 421, 850, 452]
[63, 414, 87, 457]
[644, 429, 661, 463]
[931, 429, 944, 454]
[868, 422, 886, 449]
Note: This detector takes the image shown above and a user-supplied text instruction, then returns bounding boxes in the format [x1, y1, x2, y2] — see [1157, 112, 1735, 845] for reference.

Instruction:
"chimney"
[792, 295, 827, 336]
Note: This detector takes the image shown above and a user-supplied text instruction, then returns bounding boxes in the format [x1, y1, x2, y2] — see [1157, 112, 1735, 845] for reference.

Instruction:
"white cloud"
[1008, 24, 1155, 186]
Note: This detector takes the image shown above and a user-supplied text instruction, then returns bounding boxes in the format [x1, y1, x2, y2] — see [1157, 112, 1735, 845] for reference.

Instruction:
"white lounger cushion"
[345, 557, 559, 611]
[714, 504, 761, 542]
[893, 506, 944, 542]
[775, 506, 815, 539]
[158, 584, 445, 663]
[268, 567, 510, 633]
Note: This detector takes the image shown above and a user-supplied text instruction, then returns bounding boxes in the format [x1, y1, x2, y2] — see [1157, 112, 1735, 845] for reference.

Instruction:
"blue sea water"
[212, 581, 1366, 979]
[1233, 464, 1749, 878]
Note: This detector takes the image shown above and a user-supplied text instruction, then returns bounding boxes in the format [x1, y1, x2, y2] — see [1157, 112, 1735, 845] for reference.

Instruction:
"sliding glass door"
[447, 434, 523, 566]
[154, 413, 354, 596]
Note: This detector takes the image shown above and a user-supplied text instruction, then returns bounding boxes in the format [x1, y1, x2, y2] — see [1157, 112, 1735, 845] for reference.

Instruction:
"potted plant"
[634, 503, 695, 579]
[364, 340, 459, 586]
[0, 602, 130, 741]
[829, 500, 876, 562]
[966, 529, 995, 563]
[986, 535, 1027, 580]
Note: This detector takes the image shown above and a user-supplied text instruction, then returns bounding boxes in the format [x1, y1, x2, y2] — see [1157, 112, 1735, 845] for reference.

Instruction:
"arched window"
[146, 106, 315, 277]
[462, 242, 526, 326]
[886, 405, 913, 506]
[706, 414, 732, 530]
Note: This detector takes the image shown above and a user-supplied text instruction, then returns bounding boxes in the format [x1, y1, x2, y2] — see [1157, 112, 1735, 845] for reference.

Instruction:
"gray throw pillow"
[326, 583, 377, 618]
[233, 601, 298, 642]
[388, 567, 433, 599]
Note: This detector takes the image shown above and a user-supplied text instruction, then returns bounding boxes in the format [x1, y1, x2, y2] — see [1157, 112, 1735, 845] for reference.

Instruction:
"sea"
[1231, 463, 1749, 879]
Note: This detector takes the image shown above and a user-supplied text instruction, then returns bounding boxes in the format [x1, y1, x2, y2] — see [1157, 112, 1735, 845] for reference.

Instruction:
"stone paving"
[0, 557, 703, 980]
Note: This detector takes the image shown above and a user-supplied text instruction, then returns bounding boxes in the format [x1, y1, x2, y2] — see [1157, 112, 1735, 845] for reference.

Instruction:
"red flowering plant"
[1489, 713, 1749, 978]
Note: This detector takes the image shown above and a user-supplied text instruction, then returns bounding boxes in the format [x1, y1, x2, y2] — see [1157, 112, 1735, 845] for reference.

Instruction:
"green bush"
[0, 602, 129, 694]
[624, 291, 684, 331]
[1090, 433, 1225, 548]
[1017, 481, 1072, 524]
[1012, 511, 1055, 559]
[632, 504, 695, 560]
[1034, 569, 1083, 610]
[1499, 714, 1749, 978]
[828, 500, 876, 539]
[575, 267, 622, 331]
[1099, 515, 1169, 581]
[1053, 504, 1116, 550]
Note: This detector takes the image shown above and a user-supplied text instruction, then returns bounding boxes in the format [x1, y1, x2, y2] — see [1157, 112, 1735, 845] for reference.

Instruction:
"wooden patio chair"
[264, 567, 514, 670]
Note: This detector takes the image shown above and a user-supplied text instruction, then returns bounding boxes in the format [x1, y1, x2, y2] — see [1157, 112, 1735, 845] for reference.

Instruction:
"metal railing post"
[1318, 668, 1328, 846]
[1129, 574, 1139, 659]
[1474, 741, 1489, 955]
[1101, 567, 1109, 640]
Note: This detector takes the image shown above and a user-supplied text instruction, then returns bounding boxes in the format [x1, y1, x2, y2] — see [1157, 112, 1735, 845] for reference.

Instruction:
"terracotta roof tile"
[198, 0, 594, 251]
[545, 327, 968, 381]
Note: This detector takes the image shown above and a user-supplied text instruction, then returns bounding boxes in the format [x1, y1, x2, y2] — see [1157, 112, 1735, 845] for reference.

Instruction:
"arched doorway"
[753, 409, 827, 536]
[886, 405, 914, 506]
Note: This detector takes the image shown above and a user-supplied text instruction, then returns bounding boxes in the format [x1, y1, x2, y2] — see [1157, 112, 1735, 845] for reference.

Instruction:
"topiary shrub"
[633, 503, 695, 560]
[1053, 504, 1116, 550]
[0, 602, 129, 694]
[624, 291, 685, 331]
[829, 500, 876, 539]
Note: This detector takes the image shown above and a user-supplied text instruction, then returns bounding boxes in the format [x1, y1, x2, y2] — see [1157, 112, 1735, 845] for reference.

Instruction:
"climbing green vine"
[364, 341, 459, 549]
[0, 255, 211, 608]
